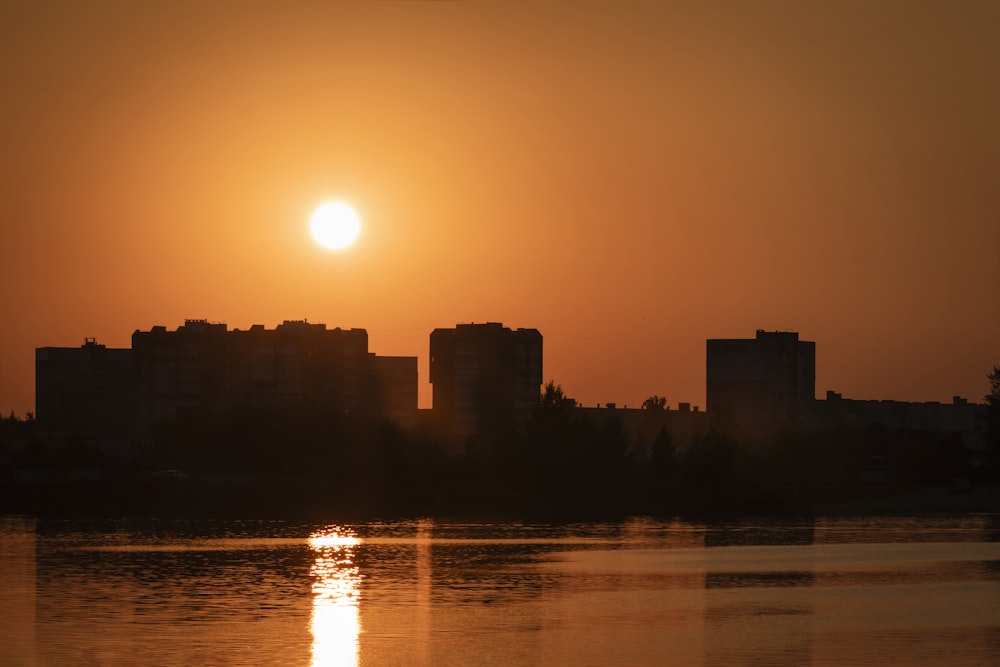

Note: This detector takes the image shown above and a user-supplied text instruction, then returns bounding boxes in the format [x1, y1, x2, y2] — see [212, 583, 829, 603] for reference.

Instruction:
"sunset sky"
[1, 1, 997, 416]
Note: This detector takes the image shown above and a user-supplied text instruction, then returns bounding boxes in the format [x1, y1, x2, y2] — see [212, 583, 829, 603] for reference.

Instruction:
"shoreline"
[3, 478, 999, 521]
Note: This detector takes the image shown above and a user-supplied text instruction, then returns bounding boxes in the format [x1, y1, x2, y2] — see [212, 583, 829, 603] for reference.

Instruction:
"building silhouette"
[706, 330, 816, 437]
[813, 391, 982, 433]
[429, 323, 542, 441]
[373, 355, 419, 428]
[32, 320, 986, 476]
[35, 339, 132, 434]
[813, 391, 985, 467]
[577, 401, 709, 452]
[131, 319, 398, 424]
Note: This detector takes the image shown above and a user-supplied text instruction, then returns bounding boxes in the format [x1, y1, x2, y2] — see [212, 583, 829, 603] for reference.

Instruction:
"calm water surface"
[1, 515, 998, 666]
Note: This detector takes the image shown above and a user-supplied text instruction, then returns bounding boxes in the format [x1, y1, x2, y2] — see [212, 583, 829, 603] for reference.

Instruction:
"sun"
[310, 202, 360, 250]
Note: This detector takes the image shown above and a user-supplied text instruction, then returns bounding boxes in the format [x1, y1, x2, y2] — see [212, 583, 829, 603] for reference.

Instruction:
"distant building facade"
[814, 391, 985, 451]
[131, 319, 416, 426]
[35, 339, 133, 434]
[373, 355, 419, 428]
[810, 391, 988, 481]
[430, 323, 542, 441]
[813, 391, 983, 434]
[706, 330, 816, 436]
[577, 402, 709, 452]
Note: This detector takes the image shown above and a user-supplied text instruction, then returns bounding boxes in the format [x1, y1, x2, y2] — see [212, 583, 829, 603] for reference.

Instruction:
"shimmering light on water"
[310, 526, 362, 667]
[1, 515, 997, 665]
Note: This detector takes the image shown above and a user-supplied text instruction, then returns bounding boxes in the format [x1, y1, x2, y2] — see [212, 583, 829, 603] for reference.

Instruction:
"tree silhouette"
[539, 380, 575, 410]
[984, 366, 1000, 480]
[647, 425, 678, 506]
[680, 431, 738, 494]
[985, 366, 1000, 423]
[642, 395, 667, 411]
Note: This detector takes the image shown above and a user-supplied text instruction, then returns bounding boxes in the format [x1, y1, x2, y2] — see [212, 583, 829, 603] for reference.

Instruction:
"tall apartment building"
[131, 319, 402, 424]
[706, 329, 816, 436]
[35, 339, 133, 433]
[429, 323, 542, 440]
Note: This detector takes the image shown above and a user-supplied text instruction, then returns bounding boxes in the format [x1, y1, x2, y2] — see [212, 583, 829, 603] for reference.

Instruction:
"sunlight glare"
[310, 202, 360, 250]
[310, 526, 362, 667]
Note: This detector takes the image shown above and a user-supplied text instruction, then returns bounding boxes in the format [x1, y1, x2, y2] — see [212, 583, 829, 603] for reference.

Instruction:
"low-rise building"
[576, 401, 709, 453]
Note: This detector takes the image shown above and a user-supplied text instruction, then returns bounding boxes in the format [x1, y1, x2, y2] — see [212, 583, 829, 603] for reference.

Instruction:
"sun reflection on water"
[309, 527, 362, 667]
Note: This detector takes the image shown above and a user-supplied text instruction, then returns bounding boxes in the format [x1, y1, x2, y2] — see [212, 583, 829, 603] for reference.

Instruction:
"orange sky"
[1, 1, 998, 415]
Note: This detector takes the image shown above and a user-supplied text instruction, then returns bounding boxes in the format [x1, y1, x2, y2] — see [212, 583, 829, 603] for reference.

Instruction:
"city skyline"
[30, 318, 987, 425]
[22, 319, 989, 509]
[6, 309, 999, 419]
[2, 1, 998, 417]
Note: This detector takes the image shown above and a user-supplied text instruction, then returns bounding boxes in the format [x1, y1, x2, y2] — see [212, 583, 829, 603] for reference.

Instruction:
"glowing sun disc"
[311, 202, 360, 250]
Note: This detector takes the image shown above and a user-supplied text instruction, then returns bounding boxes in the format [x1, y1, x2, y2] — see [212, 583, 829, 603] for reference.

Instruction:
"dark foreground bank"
[3, 474, 999, 521]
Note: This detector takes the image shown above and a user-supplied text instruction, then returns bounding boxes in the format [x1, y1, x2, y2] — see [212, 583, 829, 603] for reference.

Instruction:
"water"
[2, 515, 998, 666]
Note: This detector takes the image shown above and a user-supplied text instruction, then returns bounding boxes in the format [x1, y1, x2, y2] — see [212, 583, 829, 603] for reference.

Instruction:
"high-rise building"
[131, 319, 389, 424]
[429, 323, 542, 440]
[35, 339, 133, 433]
[706, 330, 815, 436]
[131, 319, 230, 423]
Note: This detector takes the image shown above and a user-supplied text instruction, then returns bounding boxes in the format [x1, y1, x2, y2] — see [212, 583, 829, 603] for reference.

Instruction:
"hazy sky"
[1, 0, 997, 414]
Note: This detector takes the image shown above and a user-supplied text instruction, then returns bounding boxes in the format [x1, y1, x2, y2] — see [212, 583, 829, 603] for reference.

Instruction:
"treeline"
[455, 400, 988, 519]
[2, 373, 998, 519]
